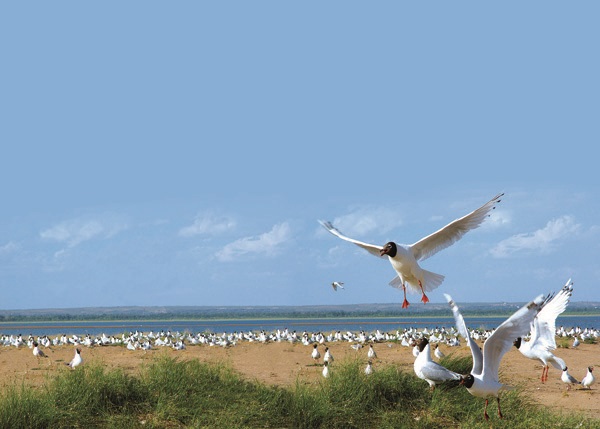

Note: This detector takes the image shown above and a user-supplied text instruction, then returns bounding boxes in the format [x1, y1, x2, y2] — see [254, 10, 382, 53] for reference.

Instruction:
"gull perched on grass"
[319, 193, 503, 308]
[413, 337, 461, 391]
[445, 292, 549, 420]
[513, 278, 572, 382]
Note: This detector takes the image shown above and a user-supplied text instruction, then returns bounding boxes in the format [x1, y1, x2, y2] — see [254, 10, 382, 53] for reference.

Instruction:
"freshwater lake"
[1, 315, 599, 337]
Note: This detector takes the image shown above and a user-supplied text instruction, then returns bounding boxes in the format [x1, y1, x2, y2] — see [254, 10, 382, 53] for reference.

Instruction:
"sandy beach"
[2, 339, 598, 420]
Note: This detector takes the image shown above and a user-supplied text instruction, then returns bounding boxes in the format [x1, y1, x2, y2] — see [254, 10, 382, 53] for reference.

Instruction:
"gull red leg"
[402, 284, 410, 308]
[484, 399, 490, 420]
[419, 280, 429, 304]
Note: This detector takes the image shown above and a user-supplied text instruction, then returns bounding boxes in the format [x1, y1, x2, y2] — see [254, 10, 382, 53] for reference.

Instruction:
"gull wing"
[529, 279, 573, 351]
[411, 193, 503, 262]
[421, 360, 462, 382]
[318, 220, 384, 258]
[445, 294, 483, 375]
[482, 294, 548, 381]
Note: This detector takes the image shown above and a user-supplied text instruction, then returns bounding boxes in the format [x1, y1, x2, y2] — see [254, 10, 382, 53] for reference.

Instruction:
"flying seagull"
[445, 292, 549, 420]
[319, 193, 503, 308]
[331, 281, 345, 291]
[513, 278, 573, 382]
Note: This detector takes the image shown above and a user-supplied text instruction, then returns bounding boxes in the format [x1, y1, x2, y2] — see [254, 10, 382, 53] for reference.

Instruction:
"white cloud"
[40, 218, 127, 248]
[490, 215, 580, 258]
[330, 207, 403, 238]
[179, 212, 236, 237]
[0, 241, 19, 255]
[216, 222, 291, 262]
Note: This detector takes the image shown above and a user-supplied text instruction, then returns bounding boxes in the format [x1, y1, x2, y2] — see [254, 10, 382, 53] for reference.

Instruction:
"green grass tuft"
[0, 355, 595, 428]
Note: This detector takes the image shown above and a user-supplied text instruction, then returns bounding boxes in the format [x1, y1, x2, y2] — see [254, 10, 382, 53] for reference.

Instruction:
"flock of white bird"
[320, 193, 597, 420]
[5, 193, 598, 421]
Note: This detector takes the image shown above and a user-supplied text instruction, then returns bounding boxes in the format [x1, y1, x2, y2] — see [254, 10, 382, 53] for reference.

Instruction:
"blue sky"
[1, 3, 599, 310]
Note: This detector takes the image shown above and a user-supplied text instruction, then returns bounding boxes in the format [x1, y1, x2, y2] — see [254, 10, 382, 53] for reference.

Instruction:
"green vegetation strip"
[0, 356, 594, 428]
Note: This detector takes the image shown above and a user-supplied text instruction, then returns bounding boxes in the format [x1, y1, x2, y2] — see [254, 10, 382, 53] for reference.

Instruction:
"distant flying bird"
[513, 279, 572, 382]
[581, 367, 595, 389]
[561, 367, 581, 391]
[413, 337, 461, 391]
[319, 193, 503, 308]
[331, 281, 345, 291]
[445, 292, 549, 421]
[66, 348, 83, 369]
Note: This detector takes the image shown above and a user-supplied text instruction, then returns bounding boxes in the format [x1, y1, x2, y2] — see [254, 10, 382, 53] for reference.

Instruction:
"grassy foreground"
[0, 355, 595, 429]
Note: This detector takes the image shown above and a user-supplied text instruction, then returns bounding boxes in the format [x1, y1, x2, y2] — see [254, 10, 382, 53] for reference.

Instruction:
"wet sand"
[2, 341, 598, 420]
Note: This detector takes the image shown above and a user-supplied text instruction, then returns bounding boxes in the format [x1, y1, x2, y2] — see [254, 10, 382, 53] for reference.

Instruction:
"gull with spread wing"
[445, 292, 549, 420]
[319, 193, 503, 308]
[513, 278, 573, 382]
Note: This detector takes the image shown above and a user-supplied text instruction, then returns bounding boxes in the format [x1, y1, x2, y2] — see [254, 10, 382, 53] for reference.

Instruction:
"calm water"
[1, 315, 598, 336]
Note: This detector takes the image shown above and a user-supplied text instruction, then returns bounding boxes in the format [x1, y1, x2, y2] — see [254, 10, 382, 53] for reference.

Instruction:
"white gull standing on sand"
[581, 367, 595, 389]
[561, 367, 581, 391]
[319, 193, 503, 308]
[66, 348, 83, 369]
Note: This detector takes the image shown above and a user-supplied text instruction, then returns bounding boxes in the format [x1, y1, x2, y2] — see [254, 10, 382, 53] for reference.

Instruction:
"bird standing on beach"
[561, 367, 581, 391]
[331, 281, 344, 291]
[66, 348, 83, 369]
[513, 279, 572, 382]
[323, 347, 334, 364]
[322, 361, 330, 378]
[311, 344, 321, 363]
[319, 193, 503, 308]
[367, 344, 377, 360]
[581, 367, 595, 389]
[32, 341, 48, 360]
[445, 292, 549, 420]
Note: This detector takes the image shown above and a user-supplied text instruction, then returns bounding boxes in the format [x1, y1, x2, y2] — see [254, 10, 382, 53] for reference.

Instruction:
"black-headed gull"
[413, 337, 461, 391]
[581, 366, 595, 389]
[311, 344, 321, 362]
[445, 292, 549, 420]
[323, 346, 334, 363]
[66, 348, 83, 369]
[319, 193, 503, 308]
[367, 344, 377, 359]
[434, 344, 445, 360]
[32, 341, 48, 360]
[331, 281, 345, 291]
[513, 278, 572, 382]
[561, 367, 581, 391]
[365, 360, 373, 375]
[322, 360, 330, 378]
